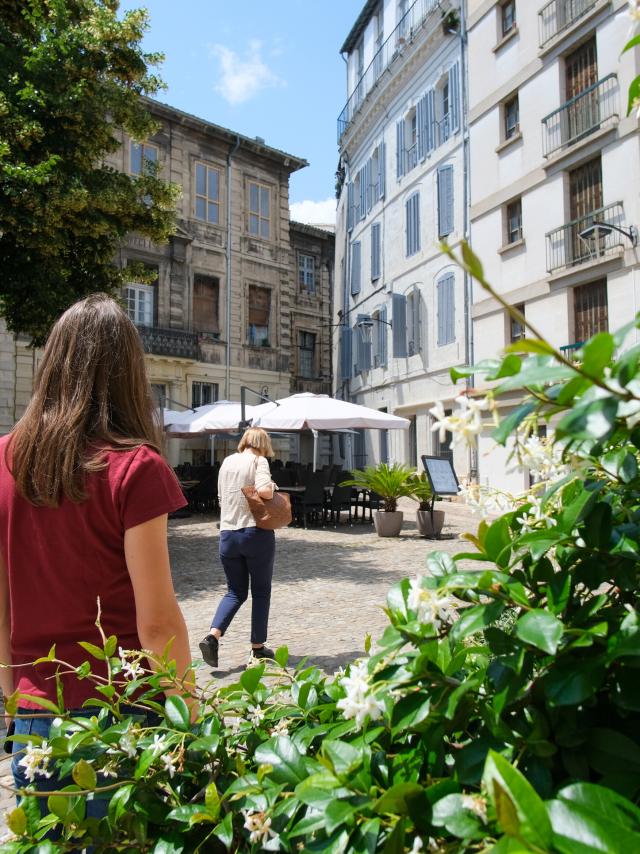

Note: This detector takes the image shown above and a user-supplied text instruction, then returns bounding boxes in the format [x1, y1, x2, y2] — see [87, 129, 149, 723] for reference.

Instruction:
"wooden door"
[569, 157, 603, 263]
[565, 37, 599, 142]
[574, 280, 608, 342]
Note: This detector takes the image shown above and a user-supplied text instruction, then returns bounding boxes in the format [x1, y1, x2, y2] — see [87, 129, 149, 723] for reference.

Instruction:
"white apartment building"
[334, 0, 472, 479]
[468, 0, 640, 493]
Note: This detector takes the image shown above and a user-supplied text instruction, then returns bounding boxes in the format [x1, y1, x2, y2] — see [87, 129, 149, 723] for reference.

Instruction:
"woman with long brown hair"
[0, 293, 193, 811]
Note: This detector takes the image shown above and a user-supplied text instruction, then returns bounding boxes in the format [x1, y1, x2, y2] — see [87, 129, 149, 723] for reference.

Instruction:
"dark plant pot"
[416, 509, 445, 538]
[373, 510, 404, 537]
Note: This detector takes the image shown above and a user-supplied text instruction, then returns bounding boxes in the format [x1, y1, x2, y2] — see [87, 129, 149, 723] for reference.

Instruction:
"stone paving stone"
[0, 500, 481, 820]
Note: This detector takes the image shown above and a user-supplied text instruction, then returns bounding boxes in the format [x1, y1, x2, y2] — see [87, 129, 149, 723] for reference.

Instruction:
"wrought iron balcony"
[337, 0, 440, 143]
[542, 74, 618, 157]
[559, 342, 584, 358]
[137, 326, 199, 359]
[545, 201, 626, 273]
[538, 0, 598, 48]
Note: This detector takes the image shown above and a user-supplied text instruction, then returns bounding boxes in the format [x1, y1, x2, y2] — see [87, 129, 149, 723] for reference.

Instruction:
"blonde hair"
[238, 427, 274, 458]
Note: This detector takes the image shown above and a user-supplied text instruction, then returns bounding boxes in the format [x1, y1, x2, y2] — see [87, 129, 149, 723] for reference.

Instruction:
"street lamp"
[578, 221, 638, 246]
[355, 313, 392, 346]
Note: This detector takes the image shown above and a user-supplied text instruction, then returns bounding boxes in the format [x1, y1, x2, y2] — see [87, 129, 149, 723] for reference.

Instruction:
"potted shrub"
[410, 472, 445, 538]
[341, 462, 415, 537]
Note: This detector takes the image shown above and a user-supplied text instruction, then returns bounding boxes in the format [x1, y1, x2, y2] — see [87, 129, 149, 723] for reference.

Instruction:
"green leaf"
[275, 645, 289, 667]
[504, 338, 557, 357]
[483, 751, 553, 849]
[374, 782, 424, 816]
[492, 402, 536, 445]
[254, 736, 307, 785]
[628, 76, 640, 116]
[601, 449, 638, 483]
[166, 804, 216, 825]
[547, 795, 640, 853]
[492, 354, 523, 379]
[16, 693, 61, 714]
[484, 517, 512, 568]
[6, 807, 27, 837]
[204, 782, 221, 820]
[622, 33, 640, 55]
[545, 659, 606, 706]
[240, 662, 266, 694]
[557, 396, 618, 441]
[450, 601, 505, 643]
[431, 793, 485, 839]
[516, 610, 564, 655]
[587, 728, 640, 777]
[72, 758, 97, 789]
[104, 635, 118, 658]
[323, 739, 364, 776]
[213, 812, 234, 848]
[461, 241, 485, 282]
[34, 644, 57, 665]
[295, 773, 351, 808]
[581, 332, 615, 377]
[77, 641, 106, 660]
[164, 695, 191, 732]
[391, 693, 431, 733]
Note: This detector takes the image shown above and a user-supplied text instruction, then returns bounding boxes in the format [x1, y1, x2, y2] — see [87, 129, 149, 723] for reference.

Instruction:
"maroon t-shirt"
[0, 438, 186, 709]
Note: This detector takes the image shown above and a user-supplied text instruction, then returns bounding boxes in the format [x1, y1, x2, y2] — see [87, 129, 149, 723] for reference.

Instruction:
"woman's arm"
[0, 552, 13, 721]
[124, 515, 195, 701]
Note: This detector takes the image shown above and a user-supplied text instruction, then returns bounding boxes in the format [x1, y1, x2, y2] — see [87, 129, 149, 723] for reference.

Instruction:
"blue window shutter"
[379, 142, 386, 198]
[340, 326, 353, 379]
[415, 289, 422, 352]
[392, 293, 407, 357]
[366, 158, 373, 214]
[426, 89, 435, 153]
[417, 94, 428, 161]
[449, 62, 460, 134]
[352, 325, 360, 375]
[437, 165, 454, 237]
[396, 120, 405, 179]
[437, 274, 455, 345]
[414, 194, 421, 253]
[350, 241, 361, 296]
[371, 223, 381, 280]
[359, 167, 366, 221]
[406, 193, 420, 256]
[347, 181, 354, 232]
[380, 305, 388, 366]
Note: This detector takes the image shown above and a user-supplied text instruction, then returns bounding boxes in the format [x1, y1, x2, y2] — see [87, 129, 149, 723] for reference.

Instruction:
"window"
[151, 383, 166, 409]
[125, 282, 153, 326]
[437, 274, 455, 345]
[405, 192, 420, 256]
[298, 253, 315, 292]
[506, 198, 523, 244]
[371, 222, 381, 280]
[501, 0, 516, 37]
[193, 275, 219, 334]
[248, 285, 271, 346]
[372, 307, 388, 367]
[351, 241, 362, 296]
[195, 162, 220, 224]
[406, 109, 418, 172]
[406, 288, 422, 355]
[248, 182, 270, 239]
[192, 382, 218, 408]
[299, 331, 316, 378]
[574, 280, 608, 342]
[130, 141, 158, 176]
[437, 165, 454, 238]
[504, 94, 520, 140]
[510, 304, 526, 342]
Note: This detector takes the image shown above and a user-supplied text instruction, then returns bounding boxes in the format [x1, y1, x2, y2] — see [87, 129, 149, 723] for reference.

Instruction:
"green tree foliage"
[0, 0, 178, 344]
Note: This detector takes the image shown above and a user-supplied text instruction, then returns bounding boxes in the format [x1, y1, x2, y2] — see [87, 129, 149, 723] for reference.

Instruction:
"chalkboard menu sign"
[421, 455, 459, 496]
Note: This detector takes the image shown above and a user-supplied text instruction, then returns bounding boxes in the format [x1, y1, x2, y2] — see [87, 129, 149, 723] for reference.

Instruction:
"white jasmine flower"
[117, 733, 137, 759]
[270, 718, 290, 737]
[410, 837, 424, 853]
[408, 578, 457, 631]
[160, 752, 178, 778]
[336, 659, 385, 729]
[430, 395, 492, 451]
[248, 705, 266, 727]
[118, 647, 144, 680]
[151, 734, 168, 756]
[18, 740, 53, 782]
[462, 793, 488, 824]
[243, 810, 278, 845]
[99, 759, 118, 778]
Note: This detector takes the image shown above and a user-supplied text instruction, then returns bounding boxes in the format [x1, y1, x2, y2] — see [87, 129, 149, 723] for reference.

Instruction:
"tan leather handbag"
[241, 485, 292, 530]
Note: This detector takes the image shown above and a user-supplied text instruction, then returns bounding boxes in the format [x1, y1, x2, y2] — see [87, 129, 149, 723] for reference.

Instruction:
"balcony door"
[569, 157, 602, 263]
[574, 279, 608, 343]
[565, 37, 599, 142]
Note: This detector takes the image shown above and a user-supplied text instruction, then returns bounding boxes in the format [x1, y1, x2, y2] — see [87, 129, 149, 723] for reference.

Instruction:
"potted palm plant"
[341, 463, 415, 537]
[410, 472, 445, 538]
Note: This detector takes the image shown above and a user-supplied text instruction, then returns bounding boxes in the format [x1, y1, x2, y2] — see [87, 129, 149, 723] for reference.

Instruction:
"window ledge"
[498, 238, 526, 255]
[493, 25, 519, 53]
[496, 131, 523, 155]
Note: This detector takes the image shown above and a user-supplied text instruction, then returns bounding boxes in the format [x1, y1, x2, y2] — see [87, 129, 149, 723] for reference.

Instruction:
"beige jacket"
[217, 449, 274, 531]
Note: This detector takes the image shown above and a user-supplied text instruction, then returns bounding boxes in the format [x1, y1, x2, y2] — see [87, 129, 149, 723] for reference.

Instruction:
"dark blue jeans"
[212, 527, 276, 644]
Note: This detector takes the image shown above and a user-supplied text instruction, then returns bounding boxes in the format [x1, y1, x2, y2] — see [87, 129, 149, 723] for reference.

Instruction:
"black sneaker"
[250, 645, 275, 661]
[199, 634, 219, 668]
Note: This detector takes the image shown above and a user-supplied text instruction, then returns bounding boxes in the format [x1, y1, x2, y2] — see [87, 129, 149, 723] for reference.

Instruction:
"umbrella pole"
[312, 429, 318, 472]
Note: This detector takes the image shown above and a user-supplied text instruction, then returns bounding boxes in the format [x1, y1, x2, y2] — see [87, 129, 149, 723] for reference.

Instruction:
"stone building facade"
[0, 100, 334, 462]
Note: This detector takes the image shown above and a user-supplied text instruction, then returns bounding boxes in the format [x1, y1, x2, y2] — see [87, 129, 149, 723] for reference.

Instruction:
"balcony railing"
[542, 74, 618, 157]
[137, 326, 199, 359]
[405, 143, 418, 172]
[538, 0, 598, 48]
[546, 201, 626, 273]
[337, 0, 440, 142]
[559, 342, 584, 358]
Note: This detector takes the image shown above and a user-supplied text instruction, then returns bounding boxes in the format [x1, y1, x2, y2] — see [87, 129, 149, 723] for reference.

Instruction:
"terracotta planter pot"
[416, 509, 445, 538]
[373, 510, 404, 537]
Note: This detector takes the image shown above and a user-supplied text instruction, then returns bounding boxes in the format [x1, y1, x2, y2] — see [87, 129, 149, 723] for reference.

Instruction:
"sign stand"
[420, 455, 460, 539]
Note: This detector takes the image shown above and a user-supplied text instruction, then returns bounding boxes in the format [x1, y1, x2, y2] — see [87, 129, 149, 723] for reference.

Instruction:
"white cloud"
[210, 39, 285, 105]
[290, 198, 337, 226]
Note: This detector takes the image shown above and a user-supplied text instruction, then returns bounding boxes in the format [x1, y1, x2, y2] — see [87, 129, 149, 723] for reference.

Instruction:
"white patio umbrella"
[165, 401, 257, 437]
[250, 393, 410, 470]
[161, 408, 192, 428]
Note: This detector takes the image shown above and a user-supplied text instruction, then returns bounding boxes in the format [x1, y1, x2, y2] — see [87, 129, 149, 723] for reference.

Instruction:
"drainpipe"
[225, 135, 241, 400]
[459, 1, 477, 481]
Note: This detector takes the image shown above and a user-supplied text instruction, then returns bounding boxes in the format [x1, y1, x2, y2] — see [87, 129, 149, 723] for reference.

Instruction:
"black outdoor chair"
[186, 475, 218, 514]
[357, 489, 382, 524]
[324, 482, 354, 527]
[272, 469, 294, 487]
[291, 477, 325, 528]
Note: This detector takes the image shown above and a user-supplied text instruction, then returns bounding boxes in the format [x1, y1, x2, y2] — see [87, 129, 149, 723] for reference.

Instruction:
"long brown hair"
[9, 293, 162, 506]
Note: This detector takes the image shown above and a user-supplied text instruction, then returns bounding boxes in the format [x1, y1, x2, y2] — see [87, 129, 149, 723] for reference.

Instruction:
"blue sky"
[120, 0, 363, 223]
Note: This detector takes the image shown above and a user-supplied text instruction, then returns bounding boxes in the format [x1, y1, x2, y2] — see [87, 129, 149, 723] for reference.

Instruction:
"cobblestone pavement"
[0, 500, 480, 818]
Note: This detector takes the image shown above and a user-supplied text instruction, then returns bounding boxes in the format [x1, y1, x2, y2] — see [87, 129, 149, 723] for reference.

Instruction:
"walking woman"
[200, 428, 277, 668]
[0, 294, 194, 810]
